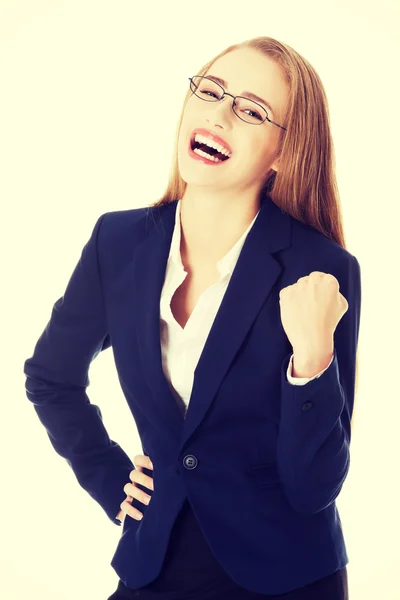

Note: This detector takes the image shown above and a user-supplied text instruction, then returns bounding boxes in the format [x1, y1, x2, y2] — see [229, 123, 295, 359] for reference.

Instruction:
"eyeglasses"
[188, 76, 287, 131]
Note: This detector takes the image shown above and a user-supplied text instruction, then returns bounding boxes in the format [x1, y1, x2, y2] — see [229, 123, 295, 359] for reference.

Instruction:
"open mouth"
[190, 135, 231, 162]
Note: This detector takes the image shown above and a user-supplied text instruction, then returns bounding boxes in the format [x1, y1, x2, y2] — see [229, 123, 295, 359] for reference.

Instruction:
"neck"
[179, 194, 260, 268]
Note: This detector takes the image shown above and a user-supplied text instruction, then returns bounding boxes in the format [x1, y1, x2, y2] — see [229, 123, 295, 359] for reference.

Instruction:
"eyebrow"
[206, 75, 275, 117]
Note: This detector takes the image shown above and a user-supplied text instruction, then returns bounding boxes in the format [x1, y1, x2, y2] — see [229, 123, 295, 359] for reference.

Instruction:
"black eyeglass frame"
[188, 76, 287, 132]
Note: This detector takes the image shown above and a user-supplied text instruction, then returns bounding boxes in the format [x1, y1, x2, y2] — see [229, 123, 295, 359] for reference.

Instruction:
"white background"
[1, 0, 399, 598]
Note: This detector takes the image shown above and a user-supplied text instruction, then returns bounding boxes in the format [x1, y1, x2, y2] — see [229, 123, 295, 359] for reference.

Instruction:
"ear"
[270, 155, 280, 172]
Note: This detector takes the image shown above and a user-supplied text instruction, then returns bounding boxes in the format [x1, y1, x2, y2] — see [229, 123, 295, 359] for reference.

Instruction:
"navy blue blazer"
[23, 194, 361, 595]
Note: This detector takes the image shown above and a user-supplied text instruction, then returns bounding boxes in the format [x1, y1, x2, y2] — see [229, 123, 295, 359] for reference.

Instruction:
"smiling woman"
[107, 35, 356, 600]
[22, 31, 357, 600]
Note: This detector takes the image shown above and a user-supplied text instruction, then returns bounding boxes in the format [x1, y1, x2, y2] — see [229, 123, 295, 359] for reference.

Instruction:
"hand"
[279, 271, 348, 356]
[116, 454, 154, 522]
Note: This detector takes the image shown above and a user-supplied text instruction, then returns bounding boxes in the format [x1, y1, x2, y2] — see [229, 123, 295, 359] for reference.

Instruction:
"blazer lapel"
[131, 195, 293, 450]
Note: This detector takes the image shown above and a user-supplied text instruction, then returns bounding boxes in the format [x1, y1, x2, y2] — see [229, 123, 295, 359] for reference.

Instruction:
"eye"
[202, 89, 219, 99]
[244, 109, 263, 121]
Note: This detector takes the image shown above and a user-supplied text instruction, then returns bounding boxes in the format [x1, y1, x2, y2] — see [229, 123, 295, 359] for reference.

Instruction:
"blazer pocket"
[249, 462, 281, 489]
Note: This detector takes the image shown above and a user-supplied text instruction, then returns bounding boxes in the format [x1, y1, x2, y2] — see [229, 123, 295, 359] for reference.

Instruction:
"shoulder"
[98, 203, 165, 248]
[291, 217, 359, 266]
[101, 204, 155, 235]
[283, 217, 361, 289]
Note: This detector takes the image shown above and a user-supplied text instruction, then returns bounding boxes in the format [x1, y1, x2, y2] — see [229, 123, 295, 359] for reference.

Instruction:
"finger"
[124, 482, 152, 505]
[131, 458, 154, 490]
[133, 454, 154, 470]
[120, 496, 143, 520]
[132, 468, 154, 491]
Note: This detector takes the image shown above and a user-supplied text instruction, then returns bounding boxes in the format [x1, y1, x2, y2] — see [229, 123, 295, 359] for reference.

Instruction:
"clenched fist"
[279, 271, 348, 356]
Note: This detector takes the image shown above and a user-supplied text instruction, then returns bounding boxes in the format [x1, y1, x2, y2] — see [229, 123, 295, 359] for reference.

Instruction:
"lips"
[190, 128, 232, 154]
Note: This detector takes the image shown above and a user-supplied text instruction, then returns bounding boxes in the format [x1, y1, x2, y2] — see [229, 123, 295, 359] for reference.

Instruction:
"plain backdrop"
[1, 1, 399, 598]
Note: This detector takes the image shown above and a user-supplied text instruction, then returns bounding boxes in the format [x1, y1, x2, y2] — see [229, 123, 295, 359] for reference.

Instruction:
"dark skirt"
[107, 499, 348, 600]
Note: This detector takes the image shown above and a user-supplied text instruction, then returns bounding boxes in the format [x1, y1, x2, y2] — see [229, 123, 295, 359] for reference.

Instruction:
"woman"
[24, 35, 361, 599]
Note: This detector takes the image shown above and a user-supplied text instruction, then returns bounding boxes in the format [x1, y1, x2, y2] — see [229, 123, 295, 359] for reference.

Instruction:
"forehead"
[206, 48, 288, 121]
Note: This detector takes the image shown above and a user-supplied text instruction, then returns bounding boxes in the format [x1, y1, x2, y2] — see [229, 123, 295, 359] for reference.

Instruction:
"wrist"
[292, 346, 334, 378]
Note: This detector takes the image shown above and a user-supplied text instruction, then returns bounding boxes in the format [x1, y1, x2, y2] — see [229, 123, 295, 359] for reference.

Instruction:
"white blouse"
[159, 200, 333, 418]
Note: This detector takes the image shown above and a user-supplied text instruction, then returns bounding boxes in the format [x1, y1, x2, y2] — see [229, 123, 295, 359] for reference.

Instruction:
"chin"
[177, 153, 203, 183]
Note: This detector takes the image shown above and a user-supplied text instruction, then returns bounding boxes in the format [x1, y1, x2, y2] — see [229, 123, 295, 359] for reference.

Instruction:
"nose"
[207, 94, 235, 127]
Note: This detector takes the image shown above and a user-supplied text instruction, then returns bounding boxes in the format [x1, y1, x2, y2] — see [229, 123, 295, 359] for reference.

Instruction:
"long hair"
[147, 35, 360, 431]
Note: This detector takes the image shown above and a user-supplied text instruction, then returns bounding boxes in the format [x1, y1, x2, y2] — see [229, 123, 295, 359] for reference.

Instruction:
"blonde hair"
[147, 35, 359, 431]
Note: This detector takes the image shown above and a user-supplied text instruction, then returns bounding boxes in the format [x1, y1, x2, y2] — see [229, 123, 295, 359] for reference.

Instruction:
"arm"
[277, 255, 361, 515]
[23, 213, 135, 525]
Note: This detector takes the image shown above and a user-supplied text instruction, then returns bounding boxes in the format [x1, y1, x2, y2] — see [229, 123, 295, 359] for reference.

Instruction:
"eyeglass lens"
[190, 76, 267, 125]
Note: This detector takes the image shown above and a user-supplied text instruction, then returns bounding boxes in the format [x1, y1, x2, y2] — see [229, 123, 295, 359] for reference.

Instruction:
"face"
[177, 47, 289, 198]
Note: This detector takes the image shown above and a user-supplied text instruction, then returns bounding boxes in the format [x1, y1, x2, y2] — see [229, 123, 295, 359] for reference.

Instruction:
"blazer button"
[183, 455, 198, 469]
[301, 402, 313, 411]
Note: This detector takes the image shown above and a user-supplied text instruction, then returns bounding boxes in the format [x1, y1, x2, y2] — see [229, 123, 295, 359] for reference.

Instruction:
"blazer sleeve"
[23, 213, 135, 525]
[277, 253, 362, 515]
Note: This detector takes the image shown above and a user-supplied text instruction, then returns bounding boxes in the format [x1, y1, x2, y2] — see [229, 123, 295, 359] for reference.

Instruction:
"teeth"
[193, 148, 224, 162]
[193, 133, 232, 158]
